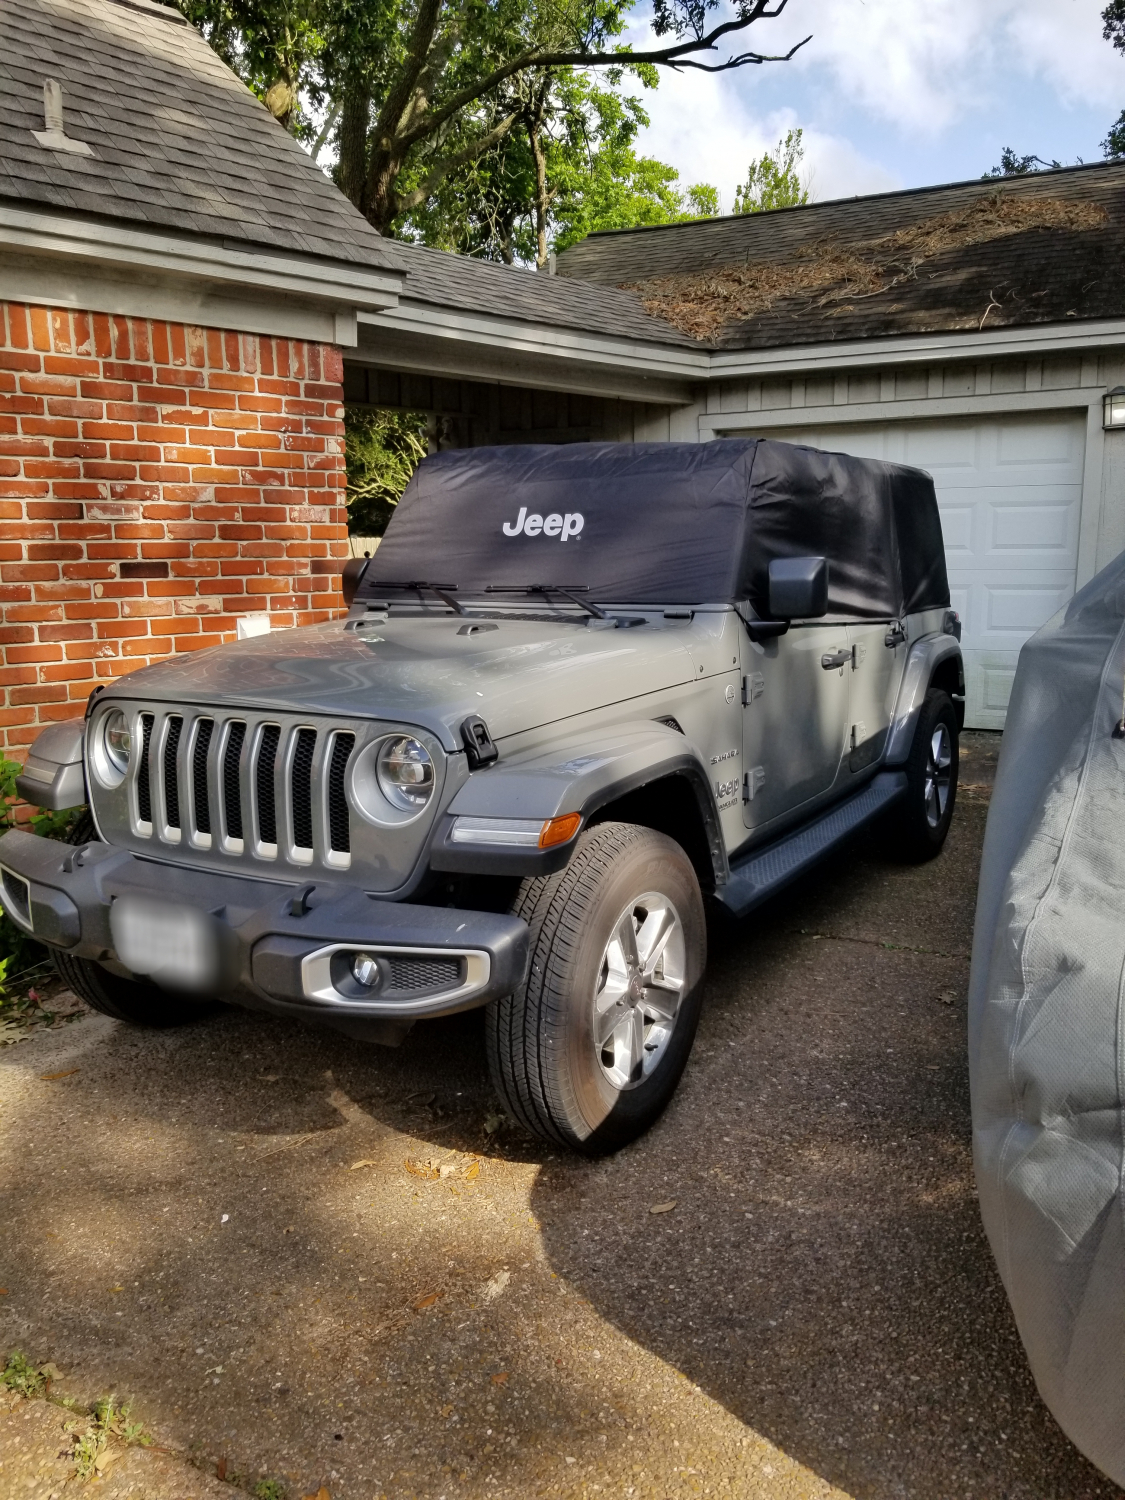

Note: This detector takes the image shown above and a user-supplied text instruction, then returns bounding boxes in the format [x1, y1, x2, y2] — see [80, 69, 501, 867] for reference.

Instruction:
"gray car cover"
[969, 547, 1125, 1484]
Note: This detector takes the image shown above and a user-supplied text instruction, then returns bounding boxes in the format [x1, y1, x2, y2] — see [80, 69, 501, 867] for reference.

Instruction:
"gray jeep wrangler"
[0, 439, 962, 1154]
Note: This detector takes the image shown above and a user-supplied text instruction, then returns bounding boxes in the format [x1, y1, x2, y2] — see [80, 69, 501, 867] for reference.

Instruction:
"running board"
[716, 770, 908, 918]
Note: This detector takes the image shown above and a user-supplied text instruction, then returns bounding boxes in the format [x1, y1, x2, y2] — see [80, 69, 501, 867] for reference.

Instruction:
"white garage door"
[748, 414, 1087, 729]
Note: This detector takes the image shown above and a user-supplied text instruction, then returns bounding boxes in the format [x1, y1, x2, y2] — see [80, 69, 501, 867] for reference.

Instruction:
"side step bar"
[716, 770, 908, 918]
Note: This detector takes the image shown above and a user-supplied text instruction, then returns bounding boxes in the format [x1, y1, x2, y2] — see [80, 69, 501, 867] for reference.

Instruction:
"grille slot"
[256, 725, 280, 846]
[137, 713, 154, 824]
[291, 728, 317, 849]
[327, 732, 354, 853]
[388, 956, 463, 992]
[193, 719, 213, 835]
[163, 716, 183, 829]
[223, 722, 245, 841]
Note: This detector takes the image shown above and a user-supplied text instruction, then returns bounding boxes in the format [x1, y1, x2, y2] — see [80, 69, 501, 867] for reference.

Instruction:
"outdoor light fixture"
[1104, 388, 1125, 429]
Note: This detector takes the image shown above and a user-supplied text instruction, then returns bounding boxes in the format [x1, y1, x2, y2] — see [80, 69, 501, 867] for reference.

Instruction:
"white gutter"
[358, 300, 709, 382]
[0, 205, 403, 311]
[707, 317, 1125, 378]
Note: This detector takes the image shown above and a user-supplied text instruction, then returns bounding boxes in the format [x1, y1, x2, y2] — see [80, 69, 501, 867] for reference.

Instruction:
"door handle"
[821, 648, 851, 670]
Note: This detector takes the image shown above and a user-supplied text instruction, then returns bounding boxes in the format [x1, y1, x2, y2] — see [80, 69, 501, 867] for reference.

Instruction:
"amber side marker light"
[539, 812, 582, 849]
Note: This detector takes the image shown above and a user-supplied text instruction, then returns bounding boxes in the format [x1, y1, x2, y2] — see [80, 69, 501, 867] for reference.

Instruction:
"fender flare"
[429, 721, 727, 882]
[884, 635, 964, 765]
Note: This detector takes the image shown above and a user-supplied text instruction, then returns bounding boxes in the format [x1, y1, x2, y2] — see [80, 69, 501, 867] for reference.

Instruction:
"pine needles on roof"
[624, 192, 1108, 340]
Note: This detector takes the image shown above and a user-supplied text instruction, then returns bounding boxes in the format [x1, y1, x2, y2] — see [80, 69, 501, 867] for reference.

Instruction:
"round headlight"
[103, 710, 132, 775]
[376, 736, 434, 812]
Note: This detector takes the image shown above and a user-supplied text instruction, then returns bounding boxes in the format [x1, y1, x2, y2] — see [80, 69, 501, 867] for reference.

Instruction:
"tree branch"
[393, 112, 521, 214]
[395, 20, 811, 150]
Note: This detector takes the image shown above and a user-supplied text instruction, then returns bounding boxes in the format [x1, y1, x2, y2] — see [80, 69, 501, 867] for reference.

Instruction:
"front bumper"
[0, 829, 528, 1035]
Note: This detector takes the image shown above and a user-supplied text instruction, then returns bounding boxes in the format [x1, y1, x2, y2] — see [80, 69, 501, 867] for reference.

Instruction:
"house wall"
[0, 301, 348, 757]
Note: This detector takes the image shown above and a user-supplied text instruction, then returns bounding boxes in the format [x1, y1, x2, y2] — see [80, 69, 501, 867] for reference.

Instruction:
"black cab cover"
[362, 438, 949, 618]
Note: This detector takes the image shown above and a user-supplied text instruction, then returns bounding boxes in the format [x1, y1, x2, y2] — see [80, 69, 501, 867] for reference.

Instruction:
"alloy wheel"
[593, 892, 686, 1091]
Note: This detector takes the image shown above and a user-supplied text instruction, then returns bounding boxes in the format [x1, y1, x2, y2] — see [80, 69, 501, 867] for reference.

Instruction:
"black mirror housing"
[768, 556, 828, 620]
[341, 555, 370, 607]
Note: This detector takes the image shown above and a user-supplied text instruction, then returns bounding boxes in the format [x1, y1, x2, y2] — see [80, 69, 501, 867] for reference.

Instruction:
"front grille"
[389, 956, 463, 991]
[115, 708, 361, 872]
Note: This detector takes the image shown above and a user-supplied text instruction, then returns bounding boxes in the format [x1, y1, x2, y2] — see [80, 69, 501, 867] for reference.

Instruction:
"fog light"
[352, 951, 382, 989]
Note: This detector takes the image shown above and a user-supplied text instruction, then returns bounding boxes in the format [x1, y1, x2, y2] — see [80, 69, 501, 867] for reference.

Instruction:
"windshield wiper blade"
[368, 580, 464, 615]
[486, 584, 606, 620]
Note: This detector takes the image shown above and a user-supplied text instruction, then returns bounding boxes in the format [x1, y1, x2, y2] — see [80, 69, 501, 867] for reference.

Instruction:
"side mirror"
[768, 556, 828, 620]
[341, 556, 371, 608]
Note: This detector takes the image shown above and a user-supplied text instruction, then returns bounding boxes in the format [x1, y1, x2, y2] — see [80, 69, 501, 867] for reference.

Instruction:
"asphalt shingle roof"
[555, 161, 1125, 350]
[0, 0, 695, 349]
[0, 0, 402, 268]
[387, 241, 702, 349]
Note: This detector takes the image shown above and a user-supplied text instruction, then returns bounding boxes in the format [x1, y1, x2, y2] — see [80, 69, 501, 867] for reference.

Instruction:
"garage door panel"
[983, 580, 1075, 635]
[993, 416, 1085, 474]
[939, 504, 975, 554]
[988, 500, 1075, 554]
[901, 424, 982, 475]
[750, 412, 1086, 728]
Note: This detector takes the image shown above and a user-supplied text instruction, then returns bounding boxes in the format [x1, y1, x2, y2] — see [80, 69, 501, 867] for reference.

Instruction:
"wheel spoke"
[615, 912, 640, 969]
[597, 1002, 631, 1052]
[626, 1007, 646, 1082]
[641, 988, 679, 1024]
[636, 905, 674, 975]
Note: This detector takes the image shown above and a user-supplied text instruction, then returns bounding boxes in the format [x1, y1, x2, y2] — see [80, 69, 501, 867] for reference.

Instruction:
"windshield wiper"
[485, 584, 607, 620]
[368, 580, 464, 615]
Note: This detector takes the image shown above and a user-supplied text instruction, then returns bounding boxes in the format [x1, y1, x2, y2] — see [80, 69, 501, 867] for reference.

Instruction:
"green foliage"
[1105, 112, 1125, 159]
[983, 147, 1061, 178]
[162, 0, 793, 237]
[0, 757, 87, 990]
[410, 71, 719, 261]
[69, 1395, 152, 1480]
[1, 1350, 48, 1399]
[733, 127, 808, 215]
[344, 408, 429, 536]
[254, 1482, 288, 1500]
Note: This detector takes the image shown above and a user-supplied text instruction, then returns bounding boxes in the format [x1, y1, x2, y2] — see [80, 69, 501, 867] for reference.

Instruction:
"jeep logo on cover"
[502, 507, 584, 540]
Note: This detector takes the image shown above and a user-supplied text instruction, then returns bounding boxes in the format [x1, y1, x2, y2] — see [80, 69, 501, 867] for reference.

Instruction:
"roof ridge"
[577, 157, 1125, 243]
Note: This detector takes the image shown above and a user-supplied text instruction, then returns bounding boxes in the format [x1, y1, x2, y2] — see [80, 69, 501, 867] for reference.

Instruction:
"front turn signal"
[539, 812, 582, 849]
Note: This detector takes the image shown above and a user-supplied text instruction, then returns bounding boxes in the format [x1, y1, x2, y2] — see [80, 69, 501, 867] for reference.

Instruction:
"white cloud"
[633, 76, 899, 211]
[770, 0, 1119, 128]
[632, 0, 1121, 140]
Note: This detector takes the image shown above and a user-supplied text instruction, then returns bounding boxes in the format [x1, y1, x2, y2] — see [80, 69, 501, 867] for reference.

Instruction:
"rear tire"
[51, 807, 218, 1028]
[885, 688, 958, 862]
[485, 822, 707, 1155]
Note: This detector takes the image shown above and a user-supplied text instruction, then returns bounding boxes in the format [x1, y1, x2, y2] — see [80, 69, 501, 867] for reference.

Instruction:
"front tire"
[486, 822, 707, 1155]
[53, 950, 218, 1027]
[886, 688, 958, 862]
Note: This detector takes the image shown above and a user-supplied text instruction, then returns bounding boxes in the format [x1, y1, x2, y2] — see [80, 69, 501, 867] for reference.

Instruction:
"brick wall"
[0, 302, 348, 758]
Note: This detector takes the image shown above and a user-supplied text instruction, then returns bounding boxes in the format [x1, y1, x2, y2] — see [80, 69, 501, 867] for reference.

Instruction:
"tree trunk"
[338, 85, 372, 216]
[528, 78, 552, 270]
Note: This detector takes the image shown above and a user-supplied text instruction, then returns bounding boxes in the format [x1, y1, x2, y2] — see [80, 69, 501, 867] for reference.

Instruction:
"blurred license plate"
[110, 896, 221, 992]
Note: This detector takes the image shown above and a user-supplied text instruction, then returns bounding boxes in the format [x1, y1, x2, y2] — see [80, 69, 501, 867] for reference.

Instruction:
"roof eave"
[355, 299, 708, 404]
[0, 201, 404, 312]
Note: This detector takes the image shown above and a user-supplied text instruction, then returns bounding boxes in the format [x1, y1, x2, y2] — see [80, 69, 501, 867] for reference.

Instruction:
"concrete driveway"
[1, 734, 1119, 1500]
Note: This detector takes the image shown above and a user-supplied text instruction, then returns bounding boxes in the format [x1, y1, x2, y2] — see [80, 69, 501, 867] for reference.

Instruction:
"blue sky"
[627, 0, 1125, 212]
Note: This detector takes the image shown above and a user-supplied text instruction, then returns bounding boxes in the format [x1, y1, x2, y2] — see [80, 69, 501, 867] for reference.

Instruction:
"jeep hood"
[104, 617, 699, 750]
